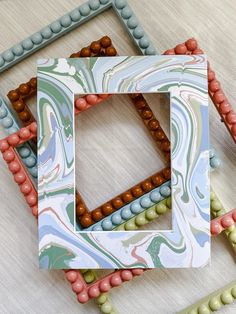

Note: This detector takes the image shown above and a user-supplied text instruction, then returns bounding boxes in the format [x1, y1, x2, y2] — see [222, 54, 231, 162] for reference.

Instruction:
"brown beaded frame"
[7, 36, 117, 127]
[7, 36, 171, 229]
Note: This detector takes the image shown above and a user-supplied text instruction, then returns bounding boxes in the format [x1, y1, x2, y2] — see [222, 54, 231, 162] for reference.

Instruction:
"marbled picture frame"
[37, 55, 210, 269]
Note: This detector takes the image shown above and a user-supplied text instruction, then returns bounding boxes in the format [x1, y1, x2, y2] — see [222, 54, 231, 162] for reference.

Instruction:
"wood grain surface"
[0, 0, 235, 313]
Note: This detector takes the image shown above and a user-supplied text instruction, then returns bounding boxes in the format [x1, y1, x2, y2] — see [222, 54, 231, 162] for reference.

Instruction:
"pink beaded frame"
[0, 122, 38, 217]
[164, 38, 236, 143]
[211, 208, 236, 236]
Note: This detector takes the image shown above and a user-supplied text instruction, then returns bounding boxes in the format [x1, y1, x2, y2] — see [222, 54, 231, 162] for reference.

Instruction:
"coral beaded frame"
[37, 55, 210, 269]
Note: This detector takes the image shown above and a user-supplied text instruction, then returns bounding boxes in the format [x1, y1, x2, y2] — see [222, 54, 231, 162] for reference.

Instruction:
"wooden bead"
[112, 197, 123, 209]
[76, 204, 86, 216]
[131, 186, 143, 197]
[91, 208, 103, 222]
[19, 110, 31, 122]
[141, 108, 153, 119]
[13, 99, 25, 112]
[148, 119, 159, 130]
[80, 214, 93, 228]
[134, 98, 146, 109]
[151, 175, 164, 186]
[80, 48, 91, 57]
[141, 181, 153, 191]
[163, 168, 171, 179]
[19, 83, 30, 95]
[8, 90, 19, 102]
[154, 129, 165, 141]
[90, 41, 101, 53]
[100, 36, 111, 48]
[122, 192, 133, 203]
[101, 203, 114, 216]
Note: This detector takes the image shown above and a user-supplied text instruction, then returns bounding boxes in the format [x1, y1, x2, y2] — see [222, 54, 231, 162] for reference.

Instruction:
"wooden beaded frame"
[37, 55, 210, 269]
[164, 38, 236, 143]
[0, 0, 157, 73]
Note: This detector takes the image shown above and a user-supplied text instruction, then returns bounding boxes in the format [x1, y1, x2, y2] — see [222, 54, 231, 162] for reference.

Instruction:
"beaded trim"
[83, 181, 171, 231]
[0, 0, 156, 73]
[177, 280, 236, 314]
[211, 208, 236, 236]
[65, 268, 145, 304]
[164, 38, 236, 143]
[7, 36, 116, 127]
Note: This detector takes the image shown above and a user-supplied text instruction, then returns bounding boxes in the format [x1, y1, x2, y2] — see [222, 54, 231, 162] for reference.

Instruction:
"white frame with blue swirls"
[37, 55, 210, 269]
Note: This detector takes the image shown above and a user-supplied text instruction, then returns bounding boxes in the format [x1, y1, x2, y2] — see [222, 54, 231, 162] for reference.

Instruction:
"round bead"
[121, 6, 132, 19]
[121, 208, 132, 219]
[80, 214, 93, 227]
[226, 112, 236, 124]
[122, 192, 133, 202]
[26, 194, 37, 206]
[0, 140, 9, 152]
[18, 147, 30, 158]
[19, 127, 31, 139]
[132, 269, 144, 275]
[197, 304, 210, 314]
[142, 181, 153, 191]
[91, 208, 103, 221]
[210, 156, 221, 169]
[219, 101, 231, 114]
[146, 208, 156, 220]
[131, 186, 143, 197]
[8, 161, 20, 173]
[160, 185, 171, 197]
[2, 117, 13, 128]
[60, 15, 72, 27]
[130, 202, 142, 214]
[92, 225, 103, 231]
[12, 44, 24, 56]
[125, 220, 136, 230]
[0, 56, 5, 67]
[164, 49, 175, 55]
[192, 48, 203, 54]
[185, 38, 197, 51]
[41, 27, 53, 39]
[209, 79, 220, 93]
[3, 50, 14, 62]
[72, 279, 84, 293]
[112, 197, 123, 209]
[208, 297, 221, 311]
[208, 70, 215, 82]
[100, 301, 113, 314]
[65, 270, 78, 283]
[127, 16, 138, 29]
[121, 270, 133, 281]
[25, 156, 36, 167]
[14, 171, 26, 184]
[99, 280, 111, 292]
[50, 21, 62, 33]
[86, 94, 98, 105]
[221, 291, 233, 304]
[221, 216, 234, 228]
[231, 286, 236, 298]
[111, 213, 122, 225]
[89, 0, 100, 10]
[88, 286, 100, 298]
[212, 90, 225, 104]
[156, 203, 167, 214]
[105, 46, 117, 56]
[140, 196, 152, 208]
[100, 36, 111, 48]
[30, 167, 38, 178]
[210, 222, 221, 235]
[110, 274, 122, 287]
[3, 150, 15, 162]
[22, 39, 33, 50]
[211, 200, 222, 211]
[75, 98, 87, 110]
[101, 203, 113, 215]
[20, 182, 32, 195]
[114, 0, 127, 9]
[101, 219, 113, 230]
[150, 190, 161, 202]
[229, 230, 236, 243]
[175, 44, 187, 54]
[135, 215, 146, 226]
[90, 41, 101, 53]
[78, 291, 89, 304]
[139, 37, 149, 49]
[29, 122, 37, 134]
[133, 26, 144, 39]
[0, 107, 7, 118]
[8, 134, 20, 146]
[31, 33, 43, 45]
[84, 270, 95, 283]
[79, 4, 90, 16]
[70, 9, 80, 22]
[145, 45, 156, 55]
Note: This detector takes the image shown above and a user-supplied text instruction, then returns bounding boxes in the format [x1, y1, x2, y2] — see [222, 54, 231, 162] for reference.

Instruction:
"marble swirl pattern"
[37, 55, 209, 269]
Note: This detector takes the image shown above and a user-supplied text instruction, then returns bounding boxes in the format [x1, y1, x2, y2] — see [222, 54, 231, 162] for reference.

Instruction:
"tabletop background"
[0, 0, 235, 313]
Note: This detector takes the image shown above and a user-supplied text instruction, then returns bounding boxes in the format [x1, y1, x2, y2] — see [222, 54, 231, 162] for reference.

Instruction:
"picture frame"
[37, 54, 210, 269]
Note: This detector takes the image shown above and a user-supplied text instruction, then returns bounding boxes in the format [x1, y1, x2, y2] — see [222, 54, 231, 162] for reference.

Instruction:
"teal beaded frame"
[0, 0, 156, 73]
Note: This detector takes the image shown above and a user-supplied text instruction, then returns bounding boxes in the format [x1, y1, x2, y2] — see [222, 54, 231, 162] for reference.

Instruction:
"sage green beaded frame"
[0, 0, 156, 73]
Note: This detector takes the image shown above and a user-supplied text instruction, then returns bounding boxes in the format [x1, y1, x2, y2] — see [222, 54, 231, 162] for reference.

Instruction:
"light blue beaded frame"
[38, 55, 210, 269]
[82, 182, 171, 231]
[0, 0, 156, 73]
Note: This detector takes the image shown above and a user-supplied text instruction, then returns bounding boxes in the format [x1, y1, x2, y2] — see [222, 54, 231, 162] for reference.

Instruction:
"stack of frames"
[0, 0, 235, 311]
[0, 35, 235, 313]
